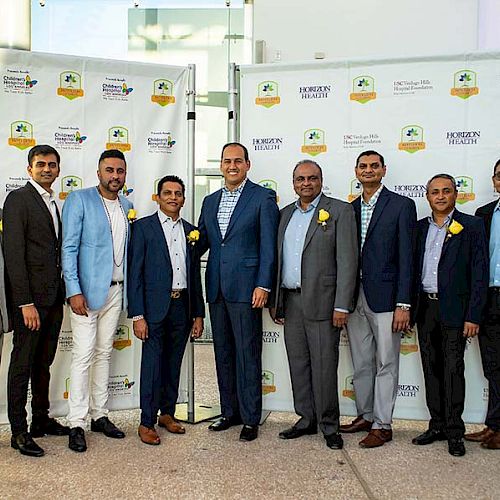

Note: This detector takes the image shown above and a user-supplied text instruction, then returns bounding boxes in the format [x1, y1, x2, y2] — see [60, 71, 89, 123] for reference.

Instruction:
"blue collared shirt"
[360, 184, 383, 249]
[422, 210, 454, 293]
[281, 194, 321, 289]
[490, 200, 500, 287]
[217, 178, 247, 239]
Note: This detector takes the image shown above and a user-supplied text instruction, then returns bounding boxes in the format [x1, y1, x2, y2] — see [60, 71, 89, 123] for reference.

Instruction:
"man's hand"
[269, 307, 284, 325]
[133, 318, 149, 341]
[252, 288, 268, 308]
[463, 321, 479, 338]
[333, 311, 348, 329]
[69, 294, 88, 316]
[392, 308, 410, 333]
[191, 317, 204, 339]
[21, 305, 41, 331]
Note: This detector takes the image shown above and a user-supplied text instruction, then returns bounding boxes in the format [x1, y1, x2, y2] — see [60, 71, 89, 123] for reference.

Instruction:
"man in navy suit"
[128, 175, 204, 446]
[411, 173, 488, 456]
[341, 150, 417, 448]
[198, 142, 279, 441]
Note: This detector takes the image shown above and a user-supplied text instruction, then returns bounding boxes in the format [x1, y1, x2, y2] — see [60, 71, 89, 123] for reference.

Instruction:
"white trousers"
[67, 284, 122, 428]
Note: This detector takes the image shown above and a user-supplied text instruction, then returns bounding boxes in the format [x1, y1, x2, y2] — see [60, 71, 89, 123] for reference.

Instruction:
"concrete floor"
[0, 344, 499, 500]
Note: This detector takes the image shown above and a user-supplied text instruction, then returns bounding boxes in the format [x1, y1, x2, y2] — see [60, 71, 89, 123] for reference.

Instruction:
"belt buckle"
[171, 290, 181, 299]
[427, 293, 438, 300]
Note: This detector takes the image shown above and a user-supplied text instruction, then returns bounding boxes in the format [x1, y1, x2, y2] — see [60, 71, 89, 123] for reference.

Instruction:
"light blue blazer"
[62, 186, 133, 311]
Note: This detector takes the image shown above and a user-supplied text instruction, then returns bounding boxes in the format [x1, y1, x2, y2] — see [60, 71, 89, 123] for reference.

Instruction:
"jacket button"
[221, 243, 225, 247]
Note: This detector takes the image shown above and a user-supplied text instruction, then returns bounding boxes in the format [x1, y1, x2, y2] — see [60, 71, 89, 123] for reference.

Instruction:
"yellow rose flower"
[127, 208, 137, 221]
[317, 209, 330, 223]
[0, 219, 3, 232]
[187, 229, 200, 244]
[448, 220, 463, 235]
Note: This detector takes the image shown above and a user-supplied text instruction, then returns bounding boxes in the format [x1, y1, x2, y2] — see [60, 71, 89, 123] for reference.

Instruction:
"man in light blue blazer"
[62, 149, 133, 453]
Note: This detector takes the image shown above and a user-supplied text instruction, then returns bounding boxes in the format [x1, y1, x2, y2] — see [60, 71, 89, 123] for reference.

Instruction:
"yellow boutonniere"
[187, 229, 200, 245]
[446, 220, 463, 241]
[127, 209, 137, 223]
[317, 208, 330, 230]
[0, 219, 3, 232]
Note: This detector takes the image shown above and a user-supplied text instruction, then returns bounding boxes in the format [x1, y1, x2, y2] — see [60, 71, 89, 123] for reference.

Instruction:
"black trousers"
[7, 303, 63, 436]
[479, 288, 500, 431]
[417, 295, 467, 439]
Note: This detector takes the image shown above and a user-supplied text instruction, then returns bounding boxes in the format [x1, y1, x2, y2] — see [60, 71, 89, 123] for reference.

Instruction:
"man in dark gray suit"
[270, 160, 358, 450]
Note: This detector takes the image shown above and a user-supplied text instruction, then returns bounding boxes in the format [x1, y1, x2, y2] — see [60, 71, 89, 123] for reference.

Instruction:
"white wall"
[253, 0, 481, 63]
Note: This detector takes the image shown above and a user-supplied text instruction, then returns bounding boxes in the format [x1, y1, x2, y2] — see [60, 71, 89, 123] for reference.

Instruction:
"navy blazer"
[198, 179, 279, 304]
[127, 213, 204, 323]
[475, 199, 497, 239]
[352, 186, 417, 313]
[414, 210, 488, 328]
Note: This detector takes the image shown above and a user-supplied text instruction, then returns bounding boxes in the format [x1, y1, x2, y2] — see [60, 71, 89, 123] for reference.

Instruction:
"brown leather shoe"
[464, 427, 494, 442]
[359, 429, 392, 448]
[138, 425, 160, 445]
[158, 414, 185, 434]
[340, 416, 372, 433]
[481, 430, 500, 449]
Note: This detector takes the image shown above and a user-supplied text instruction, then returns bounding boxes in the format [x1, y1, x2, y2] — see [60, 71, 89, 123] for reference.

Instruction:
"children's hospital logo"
[8, 121, 36, 150]
[57, 71, 84, 100]
[350, 76, 376, 104]
[151, 79, 176, 107]
[301, 129, 327, 157]
[398, 125, 426, 154]
[450, 70, 479, 100]
[255, 81, 281, 108]
[59, 176, 83, 200]
[106, 126, 132, 152]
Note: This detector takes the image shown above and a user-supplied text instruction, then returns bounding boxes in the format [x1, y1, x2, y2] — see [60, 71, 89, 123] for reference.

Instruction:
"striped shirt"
[360, 184, 383, 249]
[217, 178, 247, 239]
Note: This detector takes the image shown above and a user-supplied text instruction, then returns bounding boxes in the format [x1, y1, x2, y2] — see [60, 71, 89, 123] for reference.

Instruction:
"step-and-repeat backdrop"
[238, 53, 500, 422]
[0, 48, 190, 424]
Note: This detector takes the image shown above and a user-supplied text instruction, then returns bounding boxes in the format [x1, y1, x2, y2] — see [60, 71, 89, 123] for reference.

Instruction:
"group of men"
[1, 142, 499, 459]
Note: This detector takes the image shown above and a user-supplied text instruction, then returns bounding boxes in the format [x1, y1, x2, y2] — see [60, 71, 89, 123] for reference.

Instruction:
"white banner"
[239, 53, 499, 422]
[0, 49, 191, 424]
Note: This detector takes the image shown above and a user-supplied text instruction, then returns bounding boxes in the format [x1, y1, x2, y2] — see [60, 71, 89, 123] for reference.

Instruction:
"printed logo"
[397, 384, 420, 398]
[3, 69, 38, 94]
[57, 71, 84, 100]
[483, 387, 489, 401]
[343, 133, 381, 149]
[299, 84, 331, 99]
[451, 70, 479, 99]
[147, 131, 176, 154]
[339, 329, 350, 347]
[301, 129, 327, 157]
[57, 331, 73, 352]
[446, 130, 480, 145]
[109, 375, 135, 396]
[151, 79, 176, 107]
[64, 378, 70, 399]
[398, 125, 426, 154]
[456, 176, 475, 204]
[350, 76, 376, 104]
[59, 176, 83, 200]
[5, 176, 29, 193]
[262, 370, 277, 395]
[122, 184, 134, 197]
[342, 375, 355, 400]
[252, 137, 283, 151]
[262, 330, 279, 343]
[400, 328, 418, 355]
[152, 178, 161, 201]
[113, 324, 132, 351]
[348, 178, 362, 202]
[106, 126, 131, 152]
[8, 121, 36, 150]
[255, 81, 281, 108]
[102, 77, 134, 101]
[393, 184, 426, 199]
[54, 126, 87, 150]
[393, 78, 433, 96]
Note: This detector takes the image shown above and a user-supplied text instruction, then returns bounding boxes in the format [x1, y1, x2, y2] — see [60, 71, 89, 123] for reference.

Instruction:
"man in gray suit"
[270, 160, 358, 450]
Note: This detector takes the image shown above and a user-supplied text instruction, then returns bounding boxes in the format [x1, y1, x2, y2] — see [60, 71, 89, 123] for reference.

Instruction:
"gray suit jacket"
[272, 194, 358, 321]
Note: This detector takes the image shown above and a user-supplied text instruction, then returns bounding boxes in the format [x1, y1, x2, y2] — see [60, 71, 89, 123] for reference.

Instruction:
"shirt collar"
[495, 199, 500, 212]
[29, 178, 54, 200]
[222, 177, 247, 194]
[361, 184, 383, 207]
[427, 209, 455, 228]
[294, 192, 322, 213]
[157, 209, 181, 226]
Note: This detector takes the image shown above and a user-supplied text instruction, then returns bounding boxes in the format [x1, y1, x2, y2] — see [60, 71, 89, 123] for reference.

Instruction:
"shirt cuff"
[396, 303, 411, 308]
[132, 315, 144, 321]
[334, 308, 349, 313]
[257, 287, 271, 293]
[19, 303, 35, 308]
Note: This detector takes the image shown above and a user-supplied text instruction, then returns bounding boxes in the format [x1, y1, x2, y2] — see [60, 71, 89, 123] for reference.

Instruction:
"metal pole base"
[260, 410, 271, 425]
[175, 403, 221, 424]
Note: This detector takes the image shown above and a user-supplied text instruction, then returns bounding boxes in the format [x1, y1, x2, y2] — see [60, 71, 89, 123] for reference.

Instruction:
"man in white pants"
[62, 149, 133, 452]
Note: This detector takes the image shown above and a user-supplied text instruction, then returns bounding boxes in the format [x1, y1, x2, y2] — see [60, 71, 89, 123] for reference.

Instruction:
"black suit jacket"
[127, 213, 205, 323]
[3, 182, 64, 309]
[475, 199, 497, 239]
[414, 209, 488, 328]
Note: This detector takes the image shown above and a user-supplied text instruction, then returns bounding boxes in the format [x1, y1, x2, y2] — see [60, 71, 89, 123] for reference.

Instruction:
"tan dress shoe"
[340, 416, 372, 433]
[158, 414, 186, 434]
[464, 427, 494, 442]
[359, 429, 392, 448]
[481, 430, 500, 449]
[138, 425, 161, 445]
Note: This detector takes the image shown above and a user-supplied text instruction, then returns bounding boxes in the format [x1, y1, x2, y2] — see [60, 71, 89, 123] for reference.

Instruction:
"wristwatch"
[397, 305, 411, 311]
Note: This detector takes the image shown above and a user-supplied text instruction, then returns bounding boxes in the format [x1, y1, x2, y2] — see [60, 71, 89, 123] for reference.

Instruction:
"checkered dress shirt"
[360, 184, 383, 249]
[217, 178, 247, 239]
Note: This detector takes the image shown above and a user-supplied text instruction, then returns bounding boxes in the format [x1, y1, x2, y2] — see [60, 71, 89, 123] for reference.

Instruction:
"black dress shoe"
[325, 433, 344, 450]
[239, 425, 258, 442]
[11, 432, 44, 457]
[31, 417, 70, 438]
[279, 425, 317, 440]
[68, 427, 87, 453]
[208, 416, 242, 432]
[448, 438, 466, 457]
[90, 417, 125, 439]
[412, 429, 447, 445]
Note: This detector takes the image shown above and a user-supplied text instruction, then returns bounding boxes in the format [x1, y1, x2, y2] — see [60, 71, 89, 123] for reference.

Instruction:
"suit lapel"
[181, 219, 192, 286]
[151, 213, 172, 267]
[211, 190, 223, 242]
[224, 180, 254, 239]
[440, 210, 463, 260]
[303, 194, 328, 251]
[352, 197, 362, 248]
[364, 186, 389, 243]
[278, 204, 295, 266]
[26, 182, 58, 240]
[418, 221, 430, 278]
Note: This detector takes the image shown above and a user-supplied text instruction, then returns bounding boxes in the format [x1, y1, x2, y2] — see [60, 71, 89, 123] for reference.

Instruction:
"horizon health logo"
[262, 370, 276, 395]
[451, 70, 479, 100]
[8, 121, 36, 150]
[398, 125, 426, 154]
[456, 176, 475, 204]
[57, 71, 84, 100]
[301, 129, 327, 157]
[113, 324, 132, 350]
[348, 178, 362, 202]
[342, 375, 355, 401]
[255, 81, 281, 108]
[106, 126, 131, 152]
[400, 328, 418, 355]
[59, 175, 83, 200]
[350, 75, 376, 104]
[151, 79, 176, 107]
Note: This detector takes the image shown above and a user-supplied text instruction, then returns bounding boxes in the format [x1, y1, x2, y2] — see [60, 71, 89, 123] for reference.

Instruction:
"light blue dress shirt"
[490, 200, 500, 287]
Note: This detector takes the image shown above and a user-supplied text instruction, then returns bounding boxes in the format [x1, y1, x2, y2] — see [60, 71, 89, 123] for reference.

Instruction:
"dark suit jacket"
[198, 180, 279, 304]
[414, 209, 488, 328]
[127, 213, 204, 323]
[272, 194, 358, 320]
[3, 182, 64, 309]
[352, 186, 417, 313]
[475, 199, 497, 240]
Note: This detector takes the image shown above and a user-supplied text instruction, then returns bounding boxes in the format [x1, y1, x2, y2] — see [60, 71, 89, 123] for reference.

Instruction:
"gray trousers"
[284, 291, 340, 436]
[346, 286, 401, 430]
